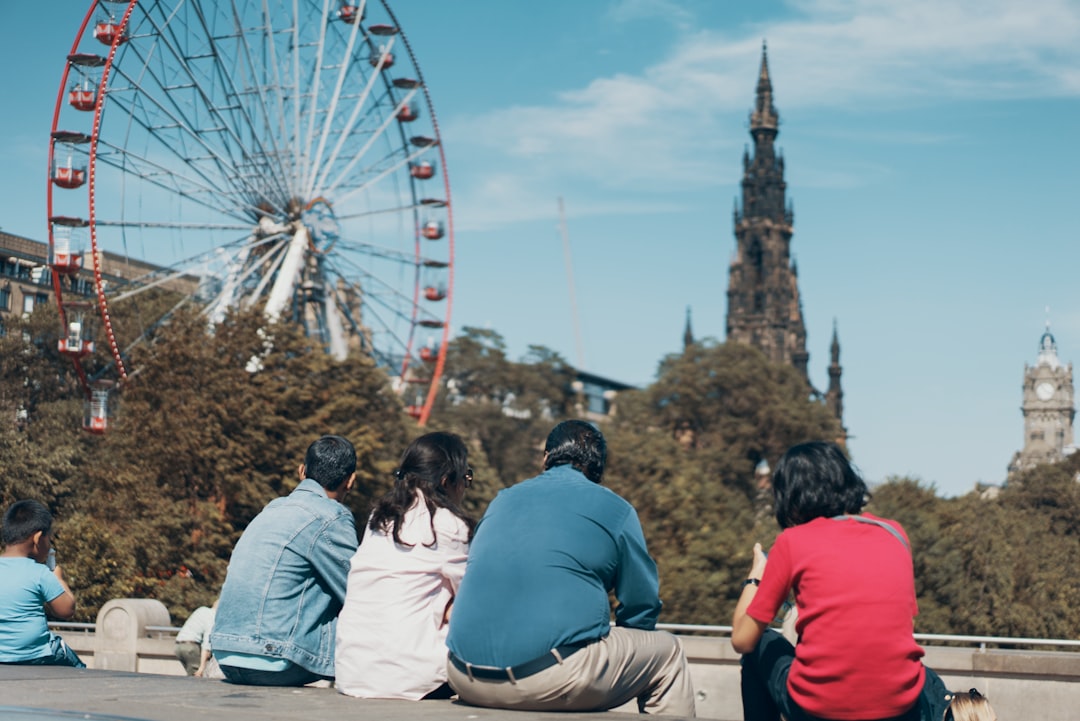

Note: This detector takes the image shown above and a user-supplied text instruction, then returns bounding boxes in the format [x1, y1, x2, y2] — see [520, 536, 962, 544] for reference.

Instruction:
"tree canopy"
[3, 316, 1078, 640]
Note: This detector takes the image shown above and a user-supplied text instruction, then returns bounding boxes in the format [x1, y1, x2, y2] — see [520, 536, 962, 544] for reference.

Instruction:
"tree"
[605, 340, 843, 623]
[54, 307, 409, 619]
[430, 327, 575, 499]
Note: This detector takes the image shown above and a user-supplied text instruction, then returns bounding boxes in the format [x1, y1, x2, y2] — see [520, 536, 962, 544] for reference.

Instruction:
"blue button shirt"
[447, 465, 661, 667]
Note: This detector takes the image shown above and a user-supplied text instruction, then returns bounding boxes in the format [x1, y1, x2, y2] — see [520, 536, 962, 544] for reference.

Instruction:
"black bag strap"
[831, 514, 910, 553]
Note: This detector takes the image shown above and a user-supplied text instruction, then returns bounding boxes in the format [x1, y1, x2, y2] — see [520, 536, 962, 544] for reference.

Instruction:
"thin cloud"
[444, 0, 1080, 228]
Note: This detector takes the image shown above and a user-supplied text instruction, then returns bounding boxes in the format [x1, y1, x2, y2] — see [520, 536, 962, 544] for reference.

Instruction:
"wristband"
[743, 578, 760, 588]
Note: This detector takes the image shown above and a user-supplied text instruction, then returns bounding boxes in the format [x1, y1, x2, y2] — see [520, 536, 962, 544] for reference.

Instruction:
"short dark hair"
[303, 435, 357, 491]
[772, 441, 868, 529]
[370, 431, 476, 545]
[543, 420, 607, 483]
[3, 499, 53, 545]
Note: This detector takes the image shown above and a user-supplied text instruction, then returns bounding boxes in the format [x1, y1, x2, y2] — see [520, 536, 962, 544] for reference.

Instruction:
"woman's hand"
[731, 542, 770, 654]
[750, 542, 768, 579]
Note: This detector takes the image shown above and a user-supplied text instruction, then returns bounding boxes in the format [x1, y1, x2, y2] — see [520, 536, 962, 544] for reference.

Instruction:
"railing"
[655, 622, 1080, 651]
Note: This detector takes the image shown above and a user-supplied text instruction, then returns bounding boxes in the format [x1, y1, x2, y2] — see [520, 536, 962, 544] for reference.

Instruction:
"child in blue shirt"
[0, 499, 85, 667]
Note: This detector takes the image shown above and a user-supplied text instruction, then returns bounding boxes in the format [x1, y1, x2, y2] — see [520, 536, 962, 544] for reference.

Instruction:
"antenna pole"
[558, 197, 586, 369]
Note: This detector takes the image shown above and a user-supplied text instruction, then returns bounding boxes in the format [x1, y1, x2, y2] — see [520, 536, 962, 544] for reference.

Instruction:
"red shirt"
[747, 515, 925, 720]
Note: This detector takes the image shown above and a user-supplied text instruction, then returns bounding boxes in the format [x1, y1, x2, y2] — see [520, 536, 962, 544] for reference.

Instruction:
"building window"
[0, 287, 9, 311]
[22, 294, 35, 315]
[36, 293, 49, 307]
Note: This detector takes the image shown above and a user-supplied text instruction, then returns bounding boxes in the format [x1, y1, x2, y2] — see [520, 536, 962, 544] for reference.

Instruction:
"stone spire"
[750, 41, 779, 135]
[825, 319, 844, 423]
[683, 306, 694, 349]
[726, 42, 807, 377]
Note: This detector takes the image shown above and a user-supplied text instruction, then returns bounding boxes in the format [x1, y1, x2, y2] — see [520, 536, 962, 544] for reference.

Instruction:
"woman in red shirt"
[732, 441, 946, 721]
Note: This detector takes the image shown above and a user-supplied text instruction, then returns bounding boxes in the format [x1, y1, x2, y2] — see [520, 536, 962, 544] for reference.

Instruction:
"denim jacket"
[211, 479, 358, 677]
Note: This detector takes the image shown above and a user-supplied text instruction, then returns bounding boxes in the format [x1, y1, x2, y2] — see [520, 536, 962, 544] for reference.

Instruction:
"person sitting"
[0, 499, 85, 668]
[335, 432, 475, 700]
[211, 435, 358, 686]
[732, 440, 945, 721]
[174, 600, 217, 676]
[446, 420, 696, 716]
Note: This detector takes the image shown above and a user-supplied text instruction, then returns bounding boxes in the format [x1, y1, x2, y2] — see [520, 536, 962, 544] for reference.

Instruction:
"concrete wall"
[56, 600, 1080, 720]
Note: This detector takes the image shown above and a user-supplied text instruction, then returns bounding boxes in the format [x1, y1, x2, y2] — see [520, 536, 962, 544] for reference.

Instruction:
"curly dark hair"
[368, 431, 476, 546]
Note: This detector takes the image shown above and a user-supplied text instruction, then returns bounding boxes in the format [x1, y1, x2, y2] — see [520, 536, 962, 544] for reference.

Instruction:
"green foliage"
[1, 306, 409, 622]
[4, 310, 1079, 640]
[606, 341, 841, 624]
[429, 327, 574, 500]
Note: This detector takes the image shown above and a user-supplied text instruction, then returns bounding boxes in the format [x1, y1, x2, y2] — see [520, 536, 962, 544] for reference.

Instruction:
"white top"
[335, 493, 470, 699]
[175, 605, 216, 652]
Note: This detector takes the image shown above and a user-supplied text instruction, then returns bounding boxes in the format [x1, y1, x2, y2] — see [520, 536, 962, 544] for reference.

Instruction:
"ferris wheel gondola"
[47, 0, 454, 429]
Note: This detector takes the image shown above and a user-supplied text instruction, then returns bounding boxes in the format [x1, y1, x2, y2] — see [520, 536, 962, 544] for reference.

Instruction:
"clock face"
[1036, 382, 1055, 401]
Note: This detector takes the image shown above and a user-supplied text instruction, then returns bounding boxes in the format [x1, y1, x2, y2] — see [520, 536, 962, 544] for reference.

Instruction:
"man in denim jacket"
[211, 435, 358, 686]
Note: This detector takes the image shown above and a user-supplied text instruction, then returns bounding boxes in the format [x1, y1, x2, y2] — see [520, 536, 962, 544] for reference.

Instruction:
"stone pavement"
[0, 666, 713, 721]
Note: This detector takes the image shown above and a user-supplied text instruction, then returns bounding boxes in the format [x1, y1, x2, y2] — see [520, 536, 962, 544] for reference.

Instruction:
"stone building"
[724, 44, 844, 430]
[1008, 323, 1076, 476]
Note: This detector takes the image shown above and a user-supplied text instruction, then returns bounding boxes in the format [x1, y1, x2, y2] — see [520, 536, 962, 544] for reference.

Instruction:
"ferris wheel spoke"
[330, 135, 435, 207]
[300, 0, 336, 187]
[119, 4, 292, 207]
[323, 253, 443, 330]
[331, 238, 440, 268]
[163, 3, 295, 204]
[250, 0, 300, 193]
[312, 34, 398, 195]
[200, 0, 296, 200]
[104, 233, 280, 299]
[93, 139, 256, 224]
[320, 86, 418, 196]
[99, 74, 273, 216]
[334, 197, 441, 221]
[240, 237, 295, 310]
[303, 0, 366, 198]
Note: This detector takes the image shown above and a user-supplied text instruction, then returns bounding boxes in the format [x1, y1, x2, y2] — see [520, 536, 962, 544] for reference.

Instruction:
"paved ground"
[0, 666, 710, 721]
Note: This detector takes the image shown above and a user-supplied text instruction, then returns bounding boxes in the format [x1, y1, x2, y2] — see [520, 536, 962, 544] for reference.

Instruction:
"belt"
[449, 643, 585, 683]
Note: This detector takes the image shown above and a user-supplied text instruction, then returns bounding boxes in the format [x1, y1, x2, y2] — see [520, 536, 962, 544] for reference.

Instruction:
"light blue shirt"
[447, 465, 661, 667]
[0, 557, 66, 662]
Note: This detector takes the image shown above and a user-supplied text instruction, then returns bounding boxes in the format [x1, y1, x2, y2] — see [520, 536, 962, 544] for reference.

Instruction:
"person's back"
[732, 441, 941, 721]
[0, 499, 84, 668]
[446, 420, 695, 717]
[336, 431, 475, 700]
[449, 466, 656, 666]
[211, 435, 358, 686]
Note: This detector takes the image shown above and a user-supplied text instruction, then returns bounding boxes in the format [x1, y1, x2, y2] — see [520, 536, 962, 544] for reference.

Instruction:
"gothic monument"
[724, 44, 844, 426]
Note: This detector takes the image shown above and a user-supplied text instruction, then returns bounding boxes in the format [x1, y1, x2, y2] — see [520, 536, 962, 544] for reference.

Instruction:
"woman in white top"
[335, 431, 475, 700]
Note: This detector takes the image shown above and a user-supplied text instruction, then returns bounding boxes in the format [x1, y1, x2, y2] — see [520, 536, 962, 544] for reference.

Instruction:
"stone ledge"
[0, 666, 708, 721]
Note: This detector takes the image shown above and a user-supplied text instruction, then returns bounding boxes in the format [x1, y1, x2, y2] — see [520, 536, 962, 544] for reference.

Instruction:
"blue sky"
[3, 0, 1079, 497]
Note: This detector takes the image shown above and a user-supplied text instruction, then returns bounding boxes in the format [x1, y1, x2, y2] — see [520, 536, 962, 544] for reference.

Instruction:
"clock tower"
[1009, 323, 1076, 477]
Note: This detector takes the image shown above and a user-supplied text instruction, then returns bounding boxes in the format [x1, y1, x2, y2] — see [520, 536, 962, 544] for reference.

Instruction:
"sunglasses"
[463, 466, 474, 488]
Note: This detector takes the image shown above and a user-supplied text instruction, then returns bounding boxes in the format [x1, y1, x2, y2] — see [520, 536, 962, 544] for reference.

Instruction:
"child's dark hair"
[772, 441, 868, 529]
[2, 499, 53, 545]
[369, 432, 476, 546]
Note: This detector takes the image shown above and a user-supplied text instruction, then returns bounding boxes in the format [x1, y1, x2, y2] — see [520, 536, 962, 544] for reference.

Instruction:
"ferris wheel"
[46, 0, 454, 432]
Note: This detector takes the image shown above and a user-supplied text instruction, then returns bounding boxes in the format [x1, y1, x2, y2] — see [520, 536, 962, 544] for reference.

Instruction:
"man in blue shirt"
[211, 435, 358, 686]
[447, 420, 696, 716]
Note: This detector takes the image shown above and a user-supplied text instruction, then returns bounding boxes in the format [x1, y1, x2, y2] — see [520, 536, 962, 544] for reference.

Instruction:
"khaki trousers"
[447, 628, 696, 717]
